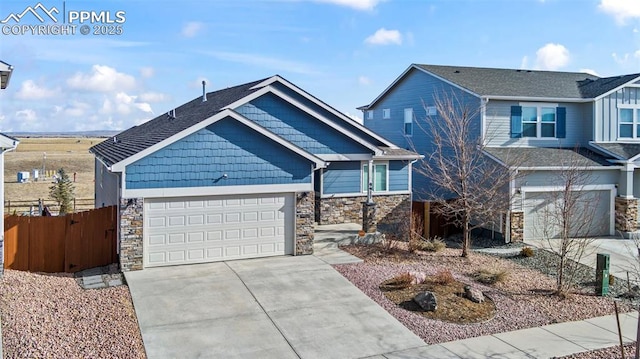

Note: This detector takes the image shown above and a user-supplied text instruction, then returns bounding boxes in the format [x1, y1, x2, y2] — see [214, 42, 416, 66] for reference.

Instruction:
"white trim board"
[123, 183, 313, 199]
[520, 184, 616, 236]
[110, 109, 326, 172]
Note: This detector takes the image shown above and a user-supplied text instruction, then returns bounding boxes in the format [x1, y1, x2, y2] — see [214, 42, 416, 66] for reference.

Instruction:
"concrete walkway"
[313, 223, 364, 265]
[125, 255, 425, 359]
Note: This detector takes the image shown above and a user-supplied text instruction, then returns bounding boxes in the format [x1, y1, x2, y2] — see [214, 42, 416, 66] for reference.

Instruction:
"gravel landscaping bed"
[0, 269, 146, 359]
[335, 244, 633, 344]
[558, 344, 636, 359]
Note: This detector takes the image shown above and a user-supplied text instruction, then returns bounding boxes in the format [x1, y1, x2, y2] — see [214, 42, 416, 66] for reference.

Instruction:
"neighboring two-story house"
[360, 64, 640, 241]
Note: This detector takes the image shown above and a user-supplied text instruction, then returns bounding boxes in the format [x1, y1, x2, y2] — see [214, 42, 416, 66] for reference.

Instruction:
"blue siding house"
[361, 64, 640, 241]
[91, 76, 419, 271]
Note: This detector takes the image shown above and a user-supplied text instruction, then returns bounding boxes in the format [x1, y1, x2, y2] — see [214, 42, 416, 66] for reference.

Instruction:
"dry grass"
[472, 267, 509, 284]
[381, 276, 497, 324]
[4, 138, 105, 213]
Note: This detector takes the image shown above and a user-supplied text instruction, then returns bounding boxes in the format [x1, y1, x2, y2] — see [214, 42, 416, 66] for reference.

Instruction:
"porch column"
[618, 162, 634, 199]
[615, 163, 638, 233]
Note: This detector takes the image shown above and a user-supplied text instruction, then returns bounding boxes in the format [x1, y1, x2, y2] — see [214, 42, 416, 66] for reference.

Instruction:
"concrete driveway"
[124, 255, 425, 359]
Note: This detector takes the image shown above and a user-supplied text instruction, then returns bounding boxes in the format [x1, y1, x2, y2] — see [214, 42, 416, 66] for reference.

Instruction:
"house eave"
[593, 74, 640, 101]
[483, 95, 591, 103]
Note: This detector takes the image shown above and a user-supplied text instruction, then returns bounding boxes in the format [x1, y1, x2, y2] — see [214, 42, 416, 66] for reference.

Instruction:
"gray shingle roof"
[484, 147, 614, 168]
[417, 64, 600, 99]
[377, 147, 421, 159]
[90, 78, 267, 166]
[578, 74, 640, 98]
[591, 142, 640, 160]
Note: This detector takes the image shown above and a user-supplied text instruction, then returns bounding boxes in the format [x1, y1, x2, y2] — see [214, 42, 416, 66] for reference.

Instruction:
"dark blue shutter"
[510, 106, 522, 138]
[556, 107, 566, 138]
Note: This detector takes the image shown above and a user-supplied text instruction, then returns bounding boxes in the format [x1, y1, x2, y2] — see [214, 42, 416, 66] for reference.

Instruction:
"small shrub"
[410, 237, 446, 252]
[432, 269, 455, 285]
[521, 246, 535, 257]
[379, 272, 413, 290]
[472, 268, 509, 285]
[609, 274, 615, 286]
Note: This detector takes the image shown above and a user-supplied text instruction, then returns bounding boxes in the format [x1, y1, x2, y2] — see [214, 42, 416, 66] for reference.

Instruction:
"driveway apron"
[125, 255, 425, 359]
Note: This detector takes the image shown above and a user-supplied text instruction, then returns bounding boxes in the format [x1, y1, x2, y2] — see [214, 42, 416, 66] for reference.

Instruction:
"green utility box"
[595, 253, 610, 296]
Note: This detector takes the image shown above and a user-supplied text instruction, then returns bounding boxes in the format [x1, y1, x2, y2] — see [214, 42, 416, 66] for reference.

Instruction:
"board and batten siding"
[125, 118, 313, 190]
[595, 84, 640, 142]
[485, 100, 592, 147]
[363, 67, 481, 200]
[322, 160, 410, 195]
[95, 159, 119, 207]
[236, 93, 371, 155]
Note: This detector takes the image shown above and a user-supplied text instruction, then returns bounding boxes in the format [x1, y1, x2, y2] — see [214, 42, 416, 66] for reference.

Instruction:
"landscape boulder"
[414, 291, 437, 311]
[464, 285, 485, 303]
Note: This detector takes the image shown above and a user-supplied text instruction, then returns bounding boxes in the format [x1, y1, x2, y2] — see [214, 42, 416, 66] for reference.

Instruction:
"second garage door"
[524, 190, 611, 240]
[144, 193, 294, 267]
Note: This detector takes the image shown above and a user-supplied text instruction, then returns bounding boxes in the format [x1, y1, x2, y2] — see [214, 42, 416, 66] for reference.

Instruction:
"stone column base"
[615, 197, 638, 233]
[362, 202, 377, 233]
[510, 211, 524, 242]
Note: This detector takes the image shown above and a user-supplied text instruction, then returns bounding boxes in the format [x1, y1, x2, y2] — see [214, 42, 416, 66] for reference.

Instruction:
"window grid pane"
[620, 109, 633, 123]
[541, 108, 556, 122]
[522, 123, 537, 137]
[541, 123, 555, 137]
[362, 164, 369, 192]
[522, 107, 537, 122]
[620, 124, 633, 138]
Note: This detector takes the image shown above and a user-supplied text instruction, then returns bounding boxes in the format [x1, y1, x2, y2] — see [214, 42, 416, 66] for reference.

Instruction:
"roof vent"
[454, 70, 460, 73]
[113, 136, 118, 144]
[202, 80, 207, 102]
[167, 108, 176, 120]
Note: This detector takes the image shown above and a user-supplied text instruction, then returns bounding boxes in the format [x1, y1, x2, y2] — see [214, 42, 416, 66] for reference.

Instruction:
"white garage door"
[144, 193, 294, 267]
[524, 190, 611, 240]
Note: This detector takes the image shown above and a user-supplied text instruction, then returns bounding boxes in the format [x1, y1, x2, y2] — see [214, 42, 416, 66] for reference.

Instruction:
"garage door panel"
[145, 193, 294, 267]
[524, 190, 610, 240]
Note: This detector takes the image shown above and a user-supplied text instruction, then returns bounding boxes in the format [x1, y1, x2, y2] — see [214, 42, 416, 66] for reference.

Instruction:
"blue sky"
[0, 0, 639, 132]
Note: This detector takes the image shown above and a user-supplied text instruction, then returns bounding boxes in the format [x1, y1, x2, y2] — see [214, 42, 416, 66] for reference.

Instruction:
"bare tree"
[413, 92, 517, 257]
[531, 160, 603, 295]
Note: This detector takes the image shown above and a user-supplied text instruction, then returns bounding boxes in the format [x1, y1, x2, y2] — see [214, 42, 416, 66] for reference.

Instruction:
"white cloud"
[344, 112, 363, 124]
[534, 43, 570, 70]
[364, 28, 402, 45]
[15, 109, 42, 131]
[67, 65, 137, 92]
[310, 0, 383, 11]
[15, 80, 58, 100]
[64, 101, 91, 117]
[635, 50, 640, 59]
[520, 56, 529, 69]
[358, 76, 371, 85]
[140, 67, 155, 78]
[139, 92, 169, 103]
[612, 52, 631, 65]
[580, 68, 600, 76]
[599, 0, 640, 25]
[182, 22, 205, 37]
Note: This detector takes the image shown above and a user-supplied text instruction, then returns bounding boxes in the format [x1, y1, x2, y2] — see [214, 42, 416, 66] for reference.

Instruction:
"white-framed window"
[404, 108, 413, 136]
[426, 106, 437, 116]
[521, 104, 557, 138]
[366, 110, 373, 120]
[382, 108, 391, 119]
[362, 162, 388, 192]
[618, 106, 640, 139]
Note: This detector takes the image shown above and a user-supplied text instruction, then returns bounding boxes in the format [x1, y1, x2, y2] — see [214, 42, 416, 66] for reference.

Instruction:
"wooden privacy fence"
[4, 206, 117, 273]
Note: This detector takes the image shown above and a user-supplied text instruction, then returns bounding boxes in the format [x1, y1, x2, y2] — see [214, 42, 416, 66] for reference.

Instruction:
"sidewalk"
[379, 311, 638, 358]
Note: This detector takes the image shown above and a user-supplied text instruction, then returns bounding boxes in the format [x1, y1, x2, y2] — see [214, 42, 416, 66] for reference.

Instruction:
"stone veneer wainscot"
[317, 194, 410, 229]
[119, 198, 143, 271]
[615, 196, 638, 233]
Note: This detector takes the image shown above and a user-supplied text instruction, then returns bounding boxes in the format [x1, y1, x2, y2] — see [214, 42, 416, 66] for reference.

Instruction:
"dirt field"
[4, 137, 105, 214]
